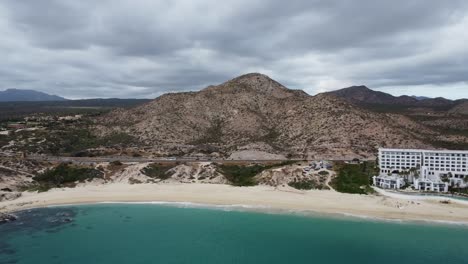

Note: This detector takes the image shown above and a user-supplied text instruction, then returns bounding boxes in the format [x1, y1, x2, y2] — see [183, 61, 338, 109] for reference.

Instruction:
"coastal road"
[23, 154, 297, 165]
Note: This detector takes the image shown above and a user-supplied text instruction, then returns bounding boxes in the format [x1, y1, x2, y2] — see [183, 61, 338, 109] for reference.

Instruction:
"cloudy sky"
[0, 0, 467, 99]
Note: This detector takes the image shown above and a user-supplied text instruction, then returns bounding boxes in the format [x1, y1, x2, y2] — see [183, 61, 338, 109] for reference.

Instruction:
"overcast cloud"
[0, 0, 467, 99]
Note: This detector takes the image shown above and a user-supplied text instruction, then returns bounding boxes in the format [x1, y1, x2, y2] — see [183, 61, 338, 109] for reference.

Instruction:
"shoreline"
[44, 200, 468, 227]
[2, 183, 468, 225]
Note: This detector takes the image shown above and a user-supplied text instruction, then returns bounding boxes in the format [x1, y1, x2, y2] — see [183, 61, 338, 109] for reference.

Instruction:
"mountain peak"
[346, 85, 371, 91]
[325, 85, 418, 105]
[326, 85, 460, 108]
[226, 73, 280, 88]
[203, 73, 307, 98]
[231, 72, 272, 81]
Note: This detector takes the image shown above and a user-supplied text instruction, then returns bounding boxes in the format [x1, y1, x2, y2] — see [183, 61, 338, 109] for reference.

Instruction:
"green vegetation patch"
[288, 179, 317, 190]
[217, 160, 296, 186]
[331, 162, 377, 194]
[140, 163, 176, 180]
[2, 119, 139, 155]
[32, 163, 103, 191]
[318, 170, 329, 176]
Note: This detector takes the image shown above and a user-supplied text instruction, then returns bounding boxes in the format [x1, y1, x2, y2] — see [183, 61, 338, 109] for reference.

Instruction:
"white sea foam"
[97, 201, 272, 212]
[42, 201, 468, 227]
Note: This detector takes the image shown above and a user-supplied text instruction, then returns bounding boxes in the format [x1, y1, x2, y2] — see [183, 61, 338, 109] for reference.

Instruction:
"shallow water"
[1, 203, 468, 264]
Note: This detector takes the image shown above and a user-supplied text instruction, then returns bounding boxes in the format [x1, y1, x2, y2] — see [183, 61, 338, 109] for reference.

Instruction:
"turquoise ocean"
[1, 203, 468, 264]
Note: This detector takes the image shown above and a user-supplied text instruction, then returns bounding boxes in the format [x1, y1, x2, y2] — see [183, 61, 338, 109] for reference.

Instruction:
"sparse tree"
[440, 174, 450, 183]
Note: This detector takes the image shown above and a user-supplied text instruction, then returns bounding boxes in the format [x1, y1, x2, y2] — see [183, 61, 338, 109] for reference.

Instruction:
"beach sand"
[2, 183, 468, 224]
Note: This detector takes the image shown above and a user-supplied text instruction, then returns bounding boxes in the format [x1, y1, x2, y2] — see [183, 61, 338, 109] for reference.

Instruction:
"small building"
[373, 175, 403, 189]
[414, 179, 448, 192]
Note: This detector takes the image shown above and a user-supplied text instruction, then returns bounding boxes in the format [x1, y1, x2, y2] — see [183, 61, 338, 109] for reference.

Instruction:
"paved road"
[24, 155, 296, 165]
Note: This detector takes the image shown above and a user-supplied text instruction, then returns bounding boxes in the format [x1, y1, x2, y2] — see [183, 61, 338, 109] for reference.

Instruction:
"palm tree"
[409, 167, 419, 179]
[440, 174, 450, 183]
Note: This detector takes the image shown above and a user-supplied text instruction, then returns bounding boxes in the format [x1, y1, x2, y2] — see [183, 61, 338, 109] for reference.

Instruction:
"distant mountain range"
[325, 85, 466, 110]
[411, 96, 431, 101]
[0, 89, 67, 102]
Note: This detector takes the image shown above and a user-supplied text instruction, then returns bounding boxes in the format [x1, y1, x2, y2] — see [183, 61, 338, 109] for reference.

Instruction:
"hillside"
[0, 89, 67, 102]
[325, 86, 468, 146]
[450, 101, 468, 115]
[326, 85, 463, 110]
[326, 86, 418, 105]
[96, 73, 468, 159]
[0, 99, 151, 121]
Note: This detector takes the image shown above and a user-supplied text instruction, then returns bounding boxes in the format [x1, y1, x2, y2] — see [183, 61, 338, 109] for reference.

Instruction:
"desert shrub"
[33, 163, 103, 189]
[331, 162, 376, 194]
[128, 177, 143, 184]
[140, 163, 175, 180]
[110, 160, 123, 166]
[216, 164, 262, 186]
[288, 179, 316, 190]
[217, 161, 296, 186]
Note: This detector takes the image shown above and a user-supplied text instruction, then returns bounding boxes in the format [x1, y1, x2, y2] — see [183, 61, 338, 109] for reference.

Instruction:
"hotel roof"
[379, 148, 468, 154]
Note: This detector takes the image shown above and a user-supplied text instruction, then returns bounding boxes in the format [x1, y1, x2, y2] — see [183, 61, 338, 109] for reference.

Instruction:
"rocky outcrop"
[450, 101, 468, 115]
[0, 212, 17, 224]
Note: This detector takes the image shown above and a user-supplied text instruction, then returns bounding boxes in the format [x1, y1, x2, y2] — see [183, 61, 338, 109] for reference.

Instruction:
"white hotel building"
[373, 148, 468, 192]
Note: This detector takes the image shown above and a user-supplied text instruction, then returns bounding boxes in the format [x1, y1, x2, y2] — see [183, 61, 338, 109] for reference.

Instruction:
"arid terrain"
[95, 73, 468, 160]
[1, 74, 467, 224]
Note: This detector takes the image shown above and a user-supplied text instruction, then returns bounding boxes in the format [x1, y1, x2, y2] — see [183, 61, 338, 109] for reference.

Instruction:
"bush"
[128, 177, 143, 184]
[331, 162, 376, 194]
[110, 160, 123, 166]
[288, 179, 316, 190]
[217, 164, 264, 186]
[33, 163, 103, 188]
[140, 163, 175, 180]
[217, 161, 296, 186]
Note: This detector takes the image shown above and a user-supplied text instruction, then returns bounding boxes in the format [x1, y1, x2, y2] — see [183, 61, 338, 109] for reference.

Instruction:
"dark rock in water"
[0, 213, 17, 224]
[56, 212, 72, 217]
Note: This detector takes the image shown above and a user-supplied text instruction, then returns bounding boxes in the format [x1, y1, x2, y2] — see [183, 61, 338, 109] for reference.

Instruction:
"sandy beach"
[2, 183, 468, 224]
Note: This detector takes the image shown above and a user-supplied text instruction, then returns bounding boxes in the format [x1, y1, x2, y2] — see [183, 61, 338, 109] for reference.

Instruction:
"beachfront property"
[373, 148, 468, 192]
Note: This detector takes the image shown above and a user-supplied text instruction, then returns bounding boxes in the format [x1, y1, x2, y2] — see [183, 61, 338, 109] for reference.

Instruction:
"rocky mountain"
[96, 73, 468, 159]
[450, 101, 468, 115]
[412, 96, 431, 101]
[0, 89, 67, 102]
[325, 85, 465, 110]
[326, 85, 418, 105]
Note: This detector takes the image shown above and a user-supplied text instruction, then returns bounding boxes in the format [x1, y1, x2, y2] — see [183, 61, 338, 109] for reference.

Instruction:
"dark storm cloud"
[0, 0, 467, 99]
